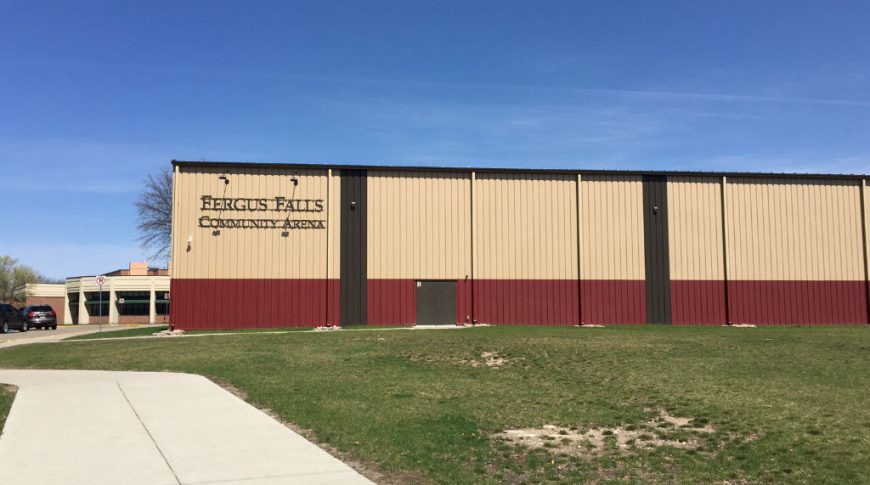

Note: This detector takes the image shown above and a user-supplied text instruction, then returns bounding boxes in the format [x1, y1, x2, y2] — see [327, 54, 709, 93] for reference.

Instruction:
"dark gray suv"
[0, 303, 28, 333]
[20, 305, 57, 330]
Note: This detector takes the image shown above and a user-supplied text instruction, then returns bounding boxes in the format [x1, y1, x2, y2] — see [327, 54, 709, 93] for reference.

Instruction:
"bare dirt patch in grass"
[496, 410, 718, 458]
[462, 351, 509, 368]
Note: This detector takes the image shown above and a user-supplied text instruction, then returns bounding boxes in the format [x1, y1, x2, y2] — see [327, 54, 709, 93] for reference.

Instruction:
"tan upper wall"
[172, 163, 870, 285]
[368, 171, 471, 279]
[172, 166, 340, 279]
[580, 175, 645, 280]
[668, 177, 725, 280]
[24, 283, 66, 298]
[726, 177, 865, 281]
[474, 173, 577, 279]
[865, 180, 870, 282]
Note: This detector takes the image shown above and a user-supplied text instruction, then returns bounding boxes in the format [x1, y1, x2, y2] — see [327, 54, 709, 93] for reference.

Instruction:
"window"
[116, 291, 150, 316]
[84, 292, 110, 317]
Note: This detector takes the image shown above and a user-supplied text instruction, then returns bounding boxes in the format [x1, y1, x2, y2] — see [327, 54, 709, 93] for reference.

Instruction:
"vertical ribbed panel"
[340, 170, 367, 325]
[367, 171, 471, 279]
[171, 167, 333, 279]
[474, 173, 577, 279]
[580, 175, 646, 324]
[667, 177, 726, 324]
[170, 166, 338, 329]
[473, 173, 578, 325]
[726, 178, 864, 281]
[864, 179, 870, 322]
[580, 175, 644, 279]
[726, 177, 867, 324]
[668, 177, 724, 280]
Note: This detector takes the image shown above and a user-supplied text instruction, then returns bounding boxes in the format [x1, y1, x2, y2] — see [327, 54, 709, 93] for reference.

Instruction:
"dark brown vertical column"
[340, 170, 367, 325]
[643, 175, 672, 324]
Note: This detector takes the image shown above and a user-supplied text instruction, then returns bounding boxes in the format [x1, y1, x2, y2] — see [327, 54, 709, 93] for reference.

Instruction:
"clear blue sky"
[2, 1, 869, 279]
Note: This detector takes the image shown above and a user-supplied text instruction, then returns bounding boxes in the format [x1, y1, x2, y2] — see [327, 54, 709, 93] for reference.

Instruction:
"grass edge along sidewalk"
[0, 384, 15, 435]
[4, 325, 870, 484]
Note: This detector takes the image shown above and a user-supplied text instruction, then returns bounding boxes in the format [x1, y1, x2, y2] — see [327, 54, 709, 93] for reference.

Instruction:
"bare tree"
[0, 256, 40, 304]
[136, 166, 173, 263]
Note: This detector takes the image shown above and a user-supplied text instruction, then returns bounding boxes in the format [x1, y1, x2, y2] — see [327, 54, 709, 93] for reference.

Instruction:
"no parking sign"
[95, 275, 105, 332]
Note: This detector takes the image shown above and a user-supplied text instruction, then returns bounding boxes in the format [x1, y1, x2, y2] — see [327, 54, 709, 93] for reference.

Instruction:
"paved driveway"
[0, 370, 374, 485]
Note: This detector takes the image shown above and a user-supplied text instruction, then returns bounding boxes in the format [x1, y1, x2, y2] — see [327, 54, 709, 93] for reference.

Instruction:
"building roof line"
[171, 159, 869, 180]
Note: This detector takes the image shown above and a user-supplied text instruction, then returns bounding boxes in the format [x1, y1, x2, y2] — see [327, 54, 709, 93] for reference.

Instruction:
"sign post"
[96, 275, 105, 333]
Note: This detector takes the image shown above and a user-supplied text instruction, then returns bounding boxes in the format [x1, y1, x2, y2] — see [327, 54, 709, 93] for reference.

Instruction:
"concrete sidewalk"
[0, 325, 151, 349]
[0, 370, 374, 485]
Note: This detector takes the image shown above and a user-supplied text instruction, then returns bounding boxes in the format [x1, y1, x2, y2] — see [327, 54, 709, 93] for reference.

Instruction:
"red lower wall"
[728, 280, 867, 325]
[170, 279, 339, 330]
[581, 280, 646, 325]
[170, 278, 868, 329]
[671, 280, 726, 325]
[368, 279, 415, 325]
[474, 279, 579, 325]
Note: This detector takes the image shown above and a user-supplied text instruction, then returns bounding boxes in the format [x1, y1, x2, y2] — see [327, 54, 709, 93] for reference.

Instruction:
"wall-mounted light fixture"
[219, 175, 230, 185]
[186, 235, 193, 252]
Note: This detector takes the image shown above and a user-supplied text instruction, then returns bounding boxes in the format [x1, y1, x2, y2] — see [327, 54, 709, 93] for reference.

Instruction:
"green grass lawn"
[2, 326, 870, 483]
[0, 384, 15, 434]
[66, 325, 320, 341]
[65, 325, 169, 340]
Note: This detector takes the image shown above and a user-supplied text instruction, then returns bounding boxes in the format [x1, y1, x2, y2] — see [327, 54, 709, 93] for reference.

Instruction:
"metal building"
[169, 161, 870, 329]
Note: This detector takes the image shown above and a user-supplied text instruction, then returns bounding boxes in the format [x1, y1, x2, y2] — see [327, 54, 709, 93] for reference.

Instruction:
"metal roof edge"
[170, 159, 869, 180]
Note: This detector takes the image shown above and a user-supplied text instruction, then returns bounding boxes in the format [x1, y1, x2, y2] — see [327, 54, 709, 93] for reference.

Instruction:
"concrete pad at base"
[0, 370, 374, 485]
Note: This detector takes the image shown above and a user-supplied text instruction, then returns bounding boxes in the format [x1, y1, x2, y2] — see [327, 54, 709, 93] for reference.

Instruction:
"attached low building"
[21, 283, 66, 324]
[65, 262, 171, 325]
[169, 160, 870, 329]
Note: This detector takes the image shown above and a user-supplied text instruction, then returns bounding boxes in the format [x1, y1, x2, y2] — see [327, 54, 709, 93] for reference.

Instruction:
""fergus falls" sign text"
[197, 195, 327, 230]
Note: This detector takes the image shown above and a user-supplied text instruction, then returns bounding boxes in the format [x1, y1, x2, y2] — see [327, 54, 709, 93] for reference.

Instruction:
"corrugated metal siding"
[473, 173, 578, 325]
[726, 178, 864, 281]
[368, 171, 471, 279]
[668, 177, 725, 280]
[667, 177, 726, 324]
[170, 164, 870, 329]
[474, 173, 577, 279]
[170, 166, 340, 329]
[726, 178, 867, 324]
[365, 171, 470, 325]
[172, 166, 335, 279]
[580, 280, 646, 324]
[367, 279, 415, 325]
[475, 280, 578, 325]
[864, 179, 870, 321]
[580, 175, 644, 280]
[728, 281, 866, 325]
[670, 281, 725, 325]
[580, 175, 646, 324]
[170, 279, 337, 329]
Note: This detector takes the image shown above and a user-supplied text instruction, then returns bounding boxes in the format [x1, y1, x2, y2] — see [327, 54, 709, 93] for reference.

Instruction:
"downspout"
[470, 171, 476, 325]
[720, 175, 732, 325]
[859, 178, 870, 325]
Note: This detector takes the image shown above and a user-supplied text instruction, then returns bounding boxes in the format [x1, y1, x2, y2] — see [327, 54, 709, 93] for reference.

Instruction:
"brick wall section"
[24, 296, 65, 326]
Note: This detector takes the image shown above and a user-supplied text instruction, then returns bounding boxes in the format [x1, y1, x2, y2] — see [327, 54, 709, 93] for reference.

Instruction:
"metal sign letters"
[197, 195, 327, 230]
